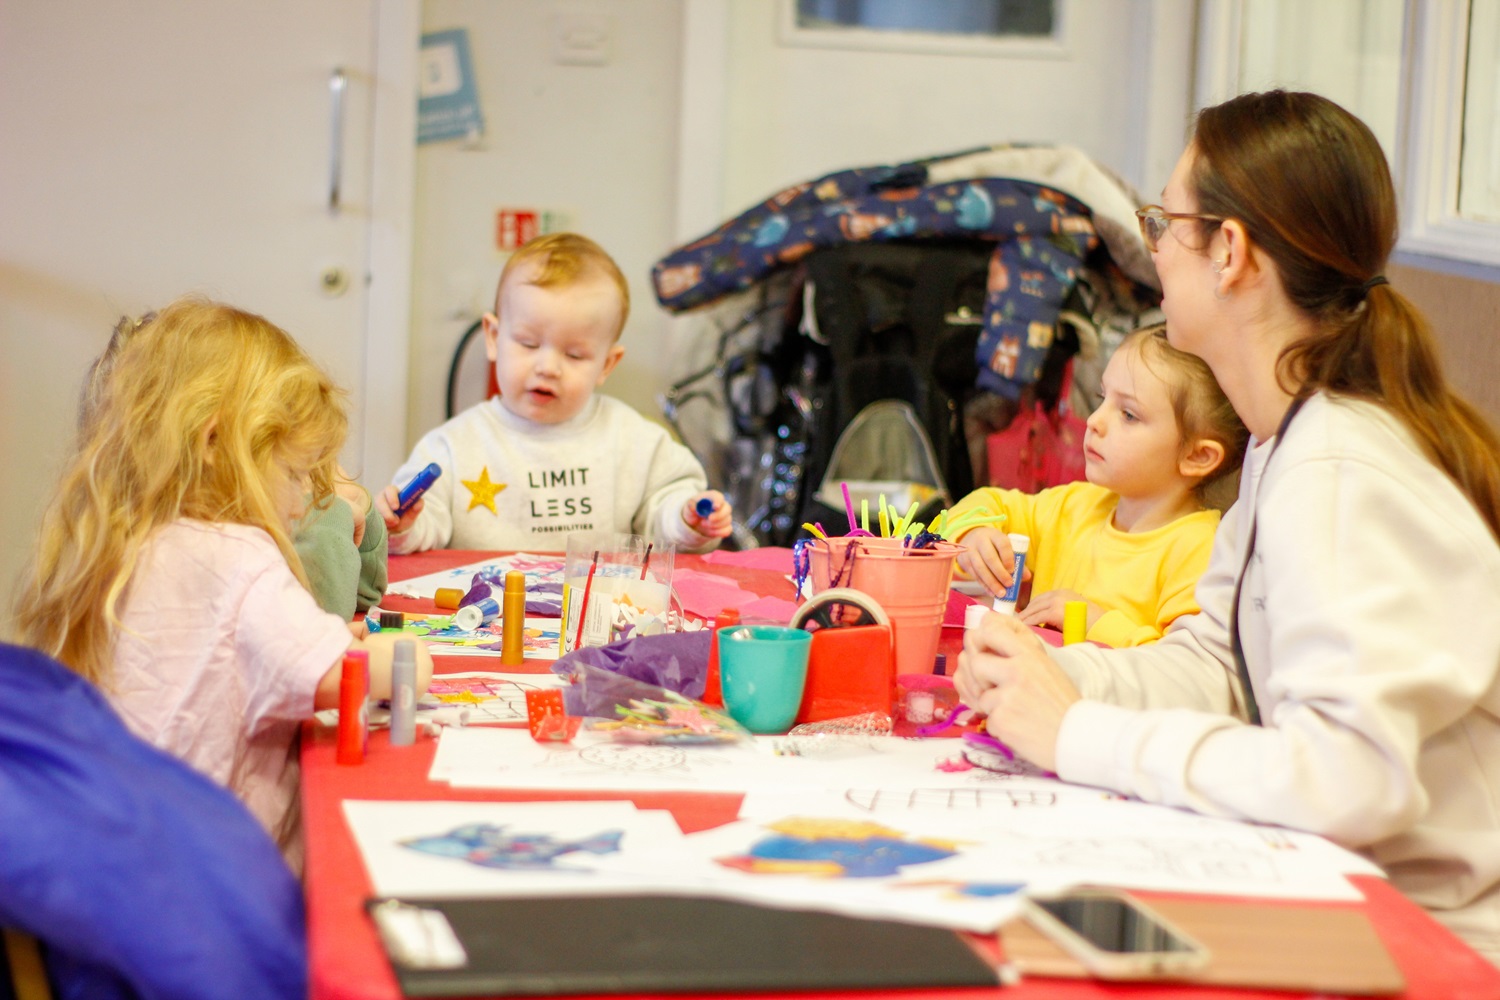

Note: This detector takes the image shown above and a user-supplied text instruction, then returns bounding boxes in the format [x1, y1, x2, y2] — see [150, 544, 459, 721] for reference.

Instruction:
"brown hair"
[1128, 326, 1248, 509]
[1191, 90, 1500, 540]
[495, 232, 630, 340]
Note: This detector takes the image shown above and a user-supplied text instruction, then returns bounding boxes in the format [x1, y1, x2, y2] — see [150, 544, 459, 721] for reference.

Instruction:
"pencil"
[573, 550, 599, 651]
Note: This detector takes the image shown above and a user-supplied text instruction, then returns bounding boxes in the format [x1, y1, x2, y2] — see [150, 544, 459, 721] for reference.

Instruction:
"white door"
[0, 1, 414, 613]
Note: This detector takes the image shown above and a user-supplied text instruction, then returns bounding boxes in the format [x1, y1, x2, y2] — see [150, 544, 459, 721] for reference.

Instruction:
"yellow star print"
[461, 466, 506, 514]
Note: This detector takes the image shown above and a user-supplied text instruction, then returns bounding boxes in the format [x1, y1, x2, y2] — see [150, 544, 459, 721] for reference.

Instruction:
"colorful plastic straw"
[573, 550, 599, 651]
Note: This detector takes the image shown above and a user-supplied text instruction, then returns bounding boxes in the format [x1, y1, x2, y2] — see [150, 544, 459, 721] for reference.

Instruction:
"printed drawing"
[714, 817, 967, 878]
[843, 788, 1060, 812]
[535, 741, 739, 779]
[401, 822, 624, 871]
[422, 675, 555, 724]
[1021, 834, 1281, 883]
[398, 615, 562, 659]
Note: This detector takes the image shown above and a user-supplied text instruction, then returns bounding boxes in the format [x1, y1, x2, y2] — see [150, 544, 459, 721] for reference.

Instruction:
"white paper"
[343, 799, 686, 899]
[385, 554, 564, 600]
[738, 789, 1375, 901]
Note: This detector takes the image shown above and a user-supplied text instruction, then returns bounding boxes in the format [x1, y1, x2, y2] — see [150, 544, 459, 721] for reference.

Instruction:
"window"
[1198, 0, 1500, 271]
[1458, 0, 1500, 223]
[780, 0, 1065, 58]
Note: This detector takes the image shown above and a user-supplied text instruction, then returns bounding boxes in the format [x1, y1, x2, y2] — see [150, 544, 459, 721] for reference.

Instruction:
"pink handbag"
[985, 360, 1088, 492]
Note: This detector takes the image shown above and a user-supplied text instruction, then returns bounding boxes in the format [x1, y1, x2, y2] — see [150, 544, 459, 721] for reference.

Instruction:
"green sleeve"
[293, 498, 361, 620]
[355, 502, 388, 614]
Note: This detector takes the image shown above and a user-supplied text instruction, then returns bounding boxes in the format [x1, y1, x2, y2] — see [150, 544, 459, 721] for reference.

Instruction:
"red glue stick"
[336, 649, 369, 765]
[703, 608, 740, 708]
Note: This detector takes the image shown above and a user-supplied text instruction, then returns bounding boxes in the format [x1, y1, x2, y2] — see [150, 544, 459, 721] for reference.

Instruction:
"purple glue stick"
[395, 462, 442, 515]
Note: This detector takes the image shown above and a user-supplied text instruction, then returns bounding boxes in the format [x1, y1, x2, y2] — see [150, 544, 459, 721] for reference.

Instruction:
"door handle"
[328, 67, 347, 214]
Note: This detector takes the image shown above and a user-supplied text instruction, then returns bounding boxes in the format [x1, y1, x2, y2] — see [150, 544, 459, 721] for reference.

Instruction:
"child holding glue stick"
[13, 298, 434, 871]
[950, 327, 1247, 647]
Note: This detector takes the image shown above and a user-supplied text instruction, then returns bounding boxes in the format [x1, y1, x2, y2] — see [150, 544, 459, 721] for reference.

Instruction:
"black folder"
[367, 893, 1003, 997]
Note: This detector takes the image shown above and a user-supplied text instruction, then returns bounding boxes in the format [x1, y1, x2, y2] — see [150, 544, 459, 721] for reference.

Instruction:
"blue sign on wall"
[418, 28, 484, 145]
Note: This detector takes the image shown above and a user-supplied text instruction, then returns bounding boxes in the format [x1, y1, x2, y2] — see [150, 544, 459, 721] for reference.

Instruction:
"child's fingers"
[375, 486, 401, 528]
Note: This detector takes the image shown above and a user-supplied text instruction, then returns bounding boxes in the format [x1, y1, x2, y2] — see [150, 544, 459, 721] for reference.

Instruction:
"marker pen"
[992, 534, 1031, 616]
[336, 650, 369, 765]
[389, 640, 417, 746]
[395, 462, 442, 515]
[453, 597, 500, 631]
[695, 497, 715, 518]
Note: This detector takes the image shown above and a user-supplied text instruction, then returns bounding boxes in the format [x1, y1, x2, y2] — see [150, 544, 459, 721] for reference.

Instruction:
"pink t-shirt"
[111, 519, 352, 870]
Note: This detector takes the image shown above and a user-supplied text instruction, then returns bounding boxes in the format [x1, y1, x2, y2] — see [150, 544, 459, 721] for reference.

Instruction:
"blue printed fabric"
[652, 159, 1100, 397]
[0, 642, 306, 1000]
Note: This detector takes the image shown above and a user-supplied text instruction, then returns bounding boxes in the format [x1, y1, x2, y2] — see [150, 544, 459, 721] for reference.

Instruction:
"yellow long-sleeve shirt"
[948, 480, 1219, 647]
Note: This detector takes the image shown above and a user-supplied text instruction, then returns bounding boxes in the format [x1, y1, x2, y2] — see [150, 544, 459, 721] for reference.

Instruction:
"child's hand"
[375, 484, 423, 535]
[957, 526, 1029, 596]
[334, 468, 371, 546]
[1019, 589, 1100, 633]
[683, 491, 733, 538]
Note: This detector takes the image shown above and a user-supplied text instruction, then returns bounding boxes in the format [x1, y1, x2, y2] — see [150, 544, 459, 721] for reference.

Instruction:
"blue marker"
[695, 497, 715, 518]
[395, 462, 442, 515]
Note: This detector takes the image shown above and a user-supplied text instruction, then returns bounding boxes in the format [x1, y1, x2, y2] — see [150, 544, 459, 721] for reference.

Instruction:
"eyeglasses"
[1135, 205, 1224, 252]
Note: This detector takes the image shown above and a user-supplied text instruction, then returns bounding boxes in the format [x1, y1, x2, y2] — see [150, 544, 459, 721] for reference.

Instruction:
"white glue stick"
[992, 534, 1031, 616]
[389, 639, 417, 746]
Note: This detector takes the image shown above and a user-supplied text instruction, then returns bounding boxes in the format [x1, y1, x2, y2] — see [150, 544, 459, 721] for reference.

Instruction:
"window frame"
[1197, 0, 1500, 273]
[776, 0, 1071, 60]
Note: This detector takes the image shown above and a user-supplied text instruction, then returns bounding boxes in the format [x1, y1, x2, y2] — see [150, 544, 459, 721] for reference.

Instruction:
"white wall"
[406, 0, 686, 444]
[407, 0, 1196, 453]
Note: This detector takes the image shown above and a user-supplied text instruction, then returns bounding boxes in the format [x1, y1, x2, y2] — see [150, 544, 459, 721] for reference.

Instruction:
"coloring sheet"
[737, 790, 1376, 902]
[387, 615, 562, 659]
[386, 553, 565, 600]
[420, 670, 568, 725]
[616, 815, 1032, 931]
[430, 727, 829, 793]
[343, 800, 686, 899]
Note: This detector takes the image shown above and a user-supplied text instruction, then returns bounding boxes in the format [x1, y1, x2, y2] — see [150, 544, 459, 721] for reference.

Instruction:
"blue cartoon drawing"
[402, 823, 623, 870]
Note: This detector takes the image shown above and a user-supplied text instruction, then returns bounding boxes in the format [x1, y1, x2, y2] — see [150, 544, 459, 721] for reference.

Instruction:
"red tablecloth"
[303, 551, 1500, 1000]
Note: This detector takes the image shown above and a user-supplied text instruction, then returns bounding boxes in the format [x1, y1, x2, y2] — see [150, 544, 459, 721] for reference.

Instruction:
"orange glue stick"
[501, 570, 526, 666]
[336, 649, 369, 765]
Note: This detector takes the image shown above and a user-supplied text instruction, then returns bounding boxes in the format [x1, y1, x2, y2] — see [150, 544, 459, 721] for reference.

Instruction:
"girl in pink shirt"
[14, 298, 432, 868]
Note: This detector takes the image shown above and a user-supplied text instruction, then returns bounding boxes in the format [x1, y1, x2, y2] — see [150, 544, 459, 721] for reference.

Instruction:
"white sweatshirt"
[1050, 392, 1500, 963]
[389, 395, 717, 554]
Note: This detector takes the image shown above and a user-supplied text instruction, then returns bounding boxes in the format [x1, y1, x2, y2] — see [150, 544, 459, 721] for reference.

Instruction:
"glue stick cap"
[1008, 533, 1031, 554]
[454, 597, 500, 631]
[434, 587, 464, 610]
[964, 604, 989, 630]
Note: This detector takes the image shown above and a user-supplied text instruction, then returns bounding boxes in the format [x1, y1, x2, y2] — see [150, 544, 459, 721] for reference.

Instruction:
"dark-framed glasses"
[1135, 205, 1224, 252]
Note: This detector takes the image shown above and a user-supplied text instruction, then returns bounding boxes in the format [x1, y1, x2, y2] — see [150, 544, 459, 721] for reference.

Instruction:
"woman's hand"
[955, 613, 1082, 773]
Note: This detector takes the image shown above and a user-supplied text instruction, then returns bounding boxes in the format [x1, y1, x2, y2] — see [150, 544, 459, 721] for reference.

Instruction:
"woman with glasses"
[956, 90, 1500, 965]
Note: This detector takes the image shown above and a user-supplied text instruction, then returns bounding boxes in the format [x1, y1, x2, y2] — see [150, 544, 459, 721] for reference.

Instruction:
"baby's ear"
[1179, 436, 1226, 481]
[597, 343, 625, 385]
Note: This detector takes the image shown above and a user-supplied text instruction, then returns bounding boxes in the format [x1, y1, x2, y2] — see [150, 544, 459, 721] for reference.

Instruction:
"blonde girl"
[13, 298, 431, 868]
[952, 326, 1248, 647]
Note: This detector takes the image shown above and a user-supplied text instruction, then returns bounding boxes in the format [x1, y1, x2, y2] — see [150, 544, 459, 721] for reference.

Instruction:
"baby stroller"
[654, 145, 1161, 548]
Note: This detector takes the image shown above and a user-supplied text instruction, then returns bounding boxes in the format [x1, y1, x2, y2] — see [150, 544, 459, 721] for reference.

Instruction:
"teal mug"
[717, 625, 813, 734]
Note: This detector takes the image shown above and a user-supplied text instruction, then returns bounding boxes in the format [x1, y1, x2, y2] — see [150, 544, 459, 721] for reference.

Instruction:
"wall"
[407, 0, 1200, 453]
[406, 0, 685, 443]
[1390, 262, 1500, 424]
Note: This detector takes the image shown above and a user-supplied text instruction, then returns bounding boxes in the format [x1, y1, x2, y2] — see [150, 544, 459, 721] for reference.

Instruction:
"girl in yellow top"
[952, 327, 1247, 646]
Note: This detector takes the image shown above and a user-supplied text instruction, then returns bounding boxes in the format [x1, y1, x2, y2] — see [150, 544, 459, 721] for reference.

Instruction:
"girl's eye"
[1121, 409, 1139, 423]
